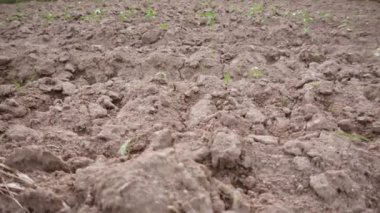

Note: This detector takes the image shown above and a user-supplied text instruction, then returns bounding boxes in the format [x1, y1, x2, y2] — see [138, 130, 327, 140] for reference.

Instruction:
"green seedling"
[82, 8, 103, 22]
[289, 10, 314, 34]
[223, 72, 232, 85]
[248, 3, 265, 23]
[305, 81, 321, 89]
[42, 12, 56, 23]
[202, 10, 217, 26]
[336, 131, 370, 143]
[249, 3, 264, 17]
[145, 7, 156, 19]
[159, 22, 169, 30]
[249, 66, 265, 78]
[278, 96, 290, 107]
[63, 8, 71, 21]
[12, 79, 24, 89]
[155, 71, 167, 80]
[119, 139, 135, 156]
[119, 9, 136, 22]
[289, 10, 314, 25]
[302, 27, 310, 34]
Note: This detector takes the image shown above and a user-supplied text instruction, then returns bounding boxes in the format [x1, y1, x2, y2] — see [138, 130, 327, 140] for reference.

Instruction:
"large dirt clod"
[75, 149, 214, 213]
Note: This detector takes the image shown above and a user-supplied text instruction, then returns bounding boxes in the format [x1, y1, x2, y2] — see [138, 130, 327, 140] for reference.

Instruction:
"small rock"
[0, 120, 7, 133]
[242, 176, 256, 189]
[61, 82, 76, 95]
[150, 128, 173, 150]
[141, 29, 161, 45]
[211, 131, 242, 169]
[5, 145, 69, 172]
[299, 46, 326, 63]
[0, 56, 12, 66]
[67, 156, 94, 171]
[251, 135, 279, 145]
[59, 54, 70, 63]
[220, 113, 240, 128]
[306, 114, 337, 131]
[97, 95, 117, 109]
[372, 120, 380, 134]
[356, 116, 372, 125]
[293, 156, 311, 171]
[245, 107, 266, 124]
[0, 84, 16, 96]
[5, 124, 43, 142]
[0, 99, 28, 118]
[19, 188, 65, 213]
[317, 81, 334, 95]
[35, 60, 56, 76]
[188, 96, 216, 127]
[104, 90, 121, 101]
[38, 78, 63, 92]
[338, 119, 356, 132]
[64, 63, 76, 73]
[310, 173, 337, 203]
[88, 103, 107, 118]
[310, 170, 360, 203]
[282, 140, 305, 156]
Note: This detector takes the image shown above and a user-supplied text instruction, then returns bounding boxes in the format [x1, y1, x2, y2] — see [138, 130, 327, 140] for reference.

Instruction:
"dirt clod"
[5, 146, 69, 173]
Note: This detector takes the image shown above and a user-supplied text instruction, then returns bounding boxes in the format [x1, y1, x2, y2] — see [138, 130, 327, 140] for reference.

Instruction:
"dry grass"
[0, 163, 36, 213]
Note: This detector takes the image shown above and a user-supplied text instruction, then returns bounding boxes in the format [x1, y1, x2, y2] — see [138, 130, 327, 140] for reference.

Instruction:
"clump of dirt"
[0, 0, 379, 212]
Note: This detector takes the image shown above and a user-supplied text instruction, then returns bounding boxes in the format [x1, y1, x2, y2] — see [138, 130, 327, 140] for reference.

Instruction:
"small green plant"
[12, 79, 24, 89]
[289, 10, 314, 34]
[119, 139, 135, 156]
[119, 9, 136, 22]
[159, 22, 169, 30]
[248, 3, 265, 23]
[42, 12, 56, 23]
[305, 81, 321, 89]
[223, 72, 232, 85]
[145, 7, 156, 19]
[336, 131, 370, 143]
[82, 8, 103, 22]
[249, 66, 265, 78]
[63, 8, 71, 21]
[317, 11, 333, 21]
[278, 96, 290, 107]
[202, 10, 217, 26]
[249, 3, 264, 17]
[6, 12, 25, 22]
[155, 71, 167, 80]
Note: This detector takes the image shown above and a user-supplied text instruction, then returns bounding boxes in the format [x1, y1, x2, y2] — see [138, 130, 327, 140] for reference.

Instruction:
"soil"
[0, 0, 379, 212]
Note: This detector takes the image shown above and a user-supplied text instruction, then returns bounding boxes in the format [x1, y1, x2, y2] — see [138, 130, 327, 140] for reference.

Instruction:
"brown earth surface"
[0, 0, 380, 212]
